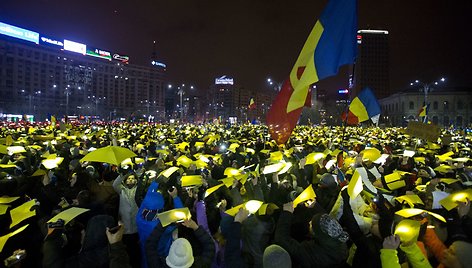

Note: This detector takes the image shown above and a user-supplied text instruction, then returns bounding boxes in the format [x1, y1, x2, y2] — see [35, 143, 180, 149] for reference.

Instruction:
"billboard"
[0, 22, 39, 44]
[215, 75, 234, 85]
[113, 53, 129, 63]
[151, 60, 166, 68]
[86, 47, 112, 60]
[40, 35, 64, 48]
[64, 39, 86, 55]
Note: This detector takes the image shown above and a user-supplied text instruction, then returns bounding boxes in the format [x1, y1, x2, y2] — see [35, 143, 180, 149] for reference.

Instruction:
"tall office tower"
[355, 30, 390, 99]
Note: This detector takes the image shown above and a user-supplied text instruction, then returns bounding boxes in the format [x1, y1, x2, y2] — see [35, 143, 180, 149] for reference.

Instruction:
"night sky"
[1, 0, 470, 94]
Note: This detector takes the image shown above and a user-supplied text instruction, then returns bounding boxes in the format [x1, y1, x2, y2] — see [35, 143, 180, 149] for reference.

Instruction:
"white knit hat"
[166, 238, 194, 268]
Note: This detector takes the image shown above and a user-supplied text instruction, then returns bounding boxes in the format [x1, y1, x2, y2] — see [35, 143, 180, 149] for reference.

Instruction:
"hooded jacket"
[274, 211, 348, 268]
[113, 174, 138, 234]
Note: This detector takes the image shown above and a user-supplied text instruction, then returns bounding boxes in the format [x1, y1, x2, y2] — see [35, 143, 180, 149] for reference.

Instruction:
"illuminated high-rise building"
[355, 30, 390, 99]
[0, 21, 167, 121]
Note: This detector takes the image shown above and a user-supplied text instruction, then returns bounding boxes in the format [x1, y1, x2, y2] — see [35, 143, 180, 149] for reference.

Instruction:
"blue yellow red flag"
[267, 0, 358, 144]
[344, 88, 381, 125]
[418, 104, 429, 117]
[248, 97, 256, 110]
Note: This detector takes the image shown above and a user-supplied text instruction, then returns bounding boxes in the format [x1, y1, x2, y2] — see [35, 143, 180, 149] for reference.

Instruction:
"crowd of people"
[0, 121, 471, 268]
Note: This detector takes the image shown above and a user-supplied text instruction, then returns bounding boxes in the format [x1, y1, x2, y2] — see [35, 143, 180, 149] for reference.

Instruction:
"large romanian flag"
[266, 0, 358, 144]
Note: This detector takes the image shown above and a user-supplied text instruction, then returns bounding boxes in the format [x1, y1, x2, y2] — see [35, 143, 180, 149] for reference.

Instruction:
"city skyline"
[0, 0, 470, 93]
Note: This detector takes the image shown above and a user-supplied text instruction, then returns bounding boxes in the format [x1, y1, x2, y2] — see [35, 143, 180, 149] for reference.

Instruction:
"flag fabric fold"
[418, 104, 429, 117]
[267, 0, 358, 144]
[343, 87, 380, 125]
[248, 97, 256, 110]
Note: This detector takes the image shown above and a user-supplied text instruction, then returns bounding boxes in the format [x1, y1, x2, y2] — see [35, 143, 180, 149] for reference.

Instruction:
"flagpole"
[340, 63, 356, 150]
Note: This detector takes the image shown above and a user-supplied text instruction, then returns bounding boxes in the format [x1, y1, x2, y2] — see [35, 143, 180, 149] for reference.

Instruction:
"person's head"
[166, 238, 194, 268]
[263, 245, 291, 268]
[85, 165, 96, 177]
[124, 174, 137, 188]
[309, 213, 349, 243]
[447, 241, 472, 268]
[76, 190, 91, 206]
[69, 172, 78, 187]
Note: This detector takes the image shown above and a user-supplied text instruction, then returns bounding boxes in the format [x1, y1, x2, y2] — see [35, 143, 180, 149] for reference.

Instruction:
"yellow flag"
[0, 224, 29, 252]
[395, 219, 421, 244]
[10, 200, 36, 228]
[293, 185, 316, 208]
[0, 196, 20, 204]
[204, 183, 225, 198]
[157, 207, 191, 227]
[395, 195, 424, 208]
[439, 189, 472, 211]
[225, 200, 263, 216]
[48, 207, 90, 225]
[160, 167, 180, 178]
[181, 175, 203, 187]
[348, 169, 363, 200]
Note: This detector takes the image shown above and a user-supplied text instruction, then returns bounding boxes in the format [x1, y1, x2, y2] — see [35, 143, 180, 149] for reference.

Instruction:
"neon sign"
[113, 53, 129, 63]
[40, 36, 64, 48]
[86, 47, 112, 60]
[215, 75, 234, 85]
[0, 22, 39, 44]
[64, 39, 86, 55]
[151, 61, 166, 68]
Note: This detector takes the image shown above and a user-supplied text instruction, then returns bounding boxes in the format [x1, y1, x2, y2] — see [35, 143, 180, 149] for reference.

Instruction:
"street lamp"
[410, 77, 446, 122]
[267, 77, 283, 91]
[410, 77, 446, 107]
[64, 85, 72, 121]
[176, 84, 195, 122]
[22, 90, 41, 115]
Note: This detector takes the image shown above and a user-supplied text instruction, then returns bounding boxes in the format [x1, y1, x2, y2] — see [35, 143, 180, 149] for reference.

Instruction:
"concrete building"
[207, 75, 274, 123]
[0, 21, 166, 121]
[355, 30, 390, 99]
[379, 87, 472, 127]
